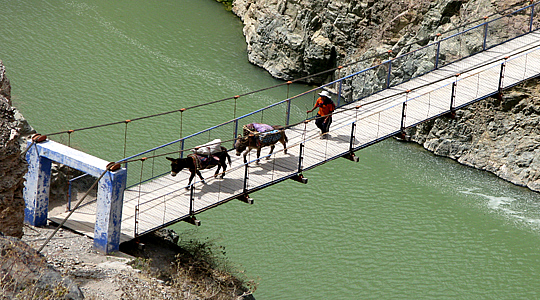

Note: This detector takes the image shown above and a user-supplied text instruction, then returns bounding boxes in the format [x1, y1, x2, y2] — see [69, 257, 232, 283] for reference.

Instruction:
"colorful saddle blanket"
[187, 153, 219, 170]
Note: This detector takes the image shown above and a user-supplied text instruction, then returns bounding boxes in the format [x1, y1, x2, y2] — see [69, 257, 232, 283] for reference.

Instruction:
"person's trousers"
[315, 114, 332, 133]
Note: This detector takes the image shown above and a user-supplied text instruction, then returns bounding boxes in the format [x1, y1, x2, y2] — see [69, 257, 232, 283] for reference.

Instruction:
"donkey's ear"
[166, 157, 175, 162]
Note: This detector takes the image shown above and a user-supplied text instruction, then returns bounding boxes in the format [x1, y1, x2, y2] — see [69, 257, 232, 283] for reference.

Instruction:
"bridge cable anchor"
[236, 194, 253, 204]
[290, 173, 308, 184]
[183, 215, 201, 226]
[343, 152, 359, 162]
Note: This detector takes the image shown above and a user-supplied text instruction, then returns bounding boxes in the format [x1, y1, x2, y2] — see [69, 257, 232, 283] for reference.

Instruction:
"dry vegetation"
[1, 226, 257, 300]
[122, 231, 257, 299]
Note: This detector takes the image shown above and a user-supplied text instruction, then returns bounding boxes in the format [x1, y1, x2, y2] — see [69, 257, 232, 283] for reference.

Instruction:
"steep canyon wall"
[0, 61, 26, 238]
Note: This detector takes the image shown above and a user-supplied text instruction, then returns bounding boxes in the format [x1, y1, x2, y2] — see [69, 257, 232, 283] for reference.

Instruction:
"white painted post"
[23, 143, 52, 226]
[23, 139, 127, 254]
[94, 167, 127, 253]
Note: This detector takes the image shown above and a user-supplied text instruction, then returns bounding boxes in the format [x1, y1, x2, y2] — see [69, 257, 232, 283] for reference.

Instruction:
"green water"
[3, 1, 540, 299]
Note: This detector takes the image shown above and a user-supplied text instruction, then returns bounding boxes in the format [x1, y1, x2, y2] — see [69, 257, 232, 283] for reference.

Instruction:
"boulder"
[0, 235, 84, 299]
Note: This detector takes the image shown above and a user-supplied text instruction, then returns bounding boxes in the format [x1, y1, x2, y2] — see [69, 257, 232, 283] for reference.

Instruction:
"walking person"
[307, 90, 336, 138]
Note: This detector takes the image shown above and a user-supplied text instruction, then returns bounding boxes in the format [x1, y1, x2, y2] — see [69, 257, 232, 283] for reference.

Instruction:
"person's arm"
[307, 98, 320, 113]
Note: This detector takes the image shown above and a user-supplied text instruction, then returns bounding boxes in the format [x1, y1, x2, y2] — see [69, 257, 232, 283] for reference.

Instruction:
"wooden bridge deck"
[49, 31, 540, 243]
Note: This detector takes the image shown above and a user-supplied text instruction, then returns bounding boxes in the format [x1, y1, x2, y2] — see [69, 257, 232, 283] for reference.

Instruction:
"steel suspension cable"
[39, 0, 537, 140]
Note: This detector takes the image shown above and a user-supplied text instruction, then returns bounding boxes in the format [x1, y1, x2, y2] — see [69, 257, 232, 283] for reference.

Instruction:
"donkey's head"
[234, 135, 249, 156]
[166, 157, 187, 176]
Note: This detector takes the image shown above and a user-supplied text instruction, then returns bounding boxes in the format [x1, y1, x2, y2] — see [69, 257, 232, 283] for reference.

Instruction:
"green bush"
[216, 0, 233, 11]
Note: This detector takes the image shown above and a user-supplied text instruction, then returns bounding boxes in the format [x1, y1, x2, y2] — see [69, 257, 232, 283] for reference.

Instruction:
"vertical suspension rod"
[123, 120, 131, 159]
[498, 57, 507, 93]
[189, 183, 195, 216]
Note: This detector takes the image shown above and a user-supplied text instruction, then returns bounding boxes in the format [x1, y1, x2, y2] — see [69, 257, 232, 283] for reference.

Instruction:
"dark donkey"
[234, 124, 288, 164]
[166, 146, 231, 189]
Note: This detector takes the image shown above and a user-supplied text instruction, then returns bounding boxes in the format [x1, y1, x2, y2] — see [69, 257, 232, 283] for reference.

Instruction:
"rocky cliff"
[0, 61, 26, 238]
[232, 0, 525, 83]
[406, 79, 540, 192]
[231, 0, 540, 192]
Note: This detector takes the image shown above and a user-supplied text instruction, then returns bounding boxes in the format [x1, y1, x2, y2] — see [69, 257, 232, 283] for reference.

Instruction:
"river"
[3, 0, 540, 299]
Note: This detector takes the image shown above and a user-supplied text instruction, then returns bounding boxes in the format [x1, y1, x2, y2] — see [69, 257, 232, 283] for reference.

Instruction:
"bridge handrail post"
[337, 80, 343, 107]
[349, 122, 356, 153]
[233, 119, 239, 149]
[243, 162, 249, 194]
[498, 58, 507, 93]
[180, 139, 185, 159]
[297, 143, 304, 174]
[189, 184, 195, 215]
[482, 20, 489, 50]
[530, 2, 536, 33]
[151, 150, 156, 178]
[134, 205, 139, 238]
[285, 99, 292, 126]
[435, 40, 441, 69]
[400, 100, 407, 134]
[386, 60, 392, 89]
[450, 76, 458, 113]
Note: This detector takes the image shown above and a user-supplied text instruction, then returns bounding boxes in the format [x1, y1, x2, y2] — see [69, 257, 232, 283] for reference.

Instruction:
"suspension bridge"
[23, 3, 540, 253]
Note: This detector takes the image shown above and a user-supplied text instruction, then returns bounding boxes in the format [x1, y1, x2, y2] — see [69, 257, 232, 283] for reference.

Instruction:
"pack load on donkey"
[235, 123, 288, 164]
[243, 123, 283, 146]
[188, 138, 226, 170]
[191, 138, 222, 156]
[167, 139, 231, 188]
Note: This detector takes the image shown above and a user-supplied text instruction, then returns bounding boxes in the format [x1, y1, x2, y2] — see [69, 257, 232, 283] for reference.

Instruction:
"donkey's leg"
[216, 163, 226, 179]
[266, 145, 275, 160]
[214, 165, 222, 178]
[196, 170, 206, 184]
[256, 147, 262, 164]
[221, 162, 227, 178]
[186, 171, 196, 190]
[281, 138, 287, 154]
[242, 149, 249, 164]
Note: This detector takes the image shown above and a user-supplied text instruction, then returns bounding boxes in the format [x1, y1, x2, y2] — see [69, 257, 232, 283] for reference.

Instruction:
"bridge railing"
[35, 2, 539, 174]
[129, 43, 540, 237]
[350, 1, 539, 102]
[121, 1, 540, 189]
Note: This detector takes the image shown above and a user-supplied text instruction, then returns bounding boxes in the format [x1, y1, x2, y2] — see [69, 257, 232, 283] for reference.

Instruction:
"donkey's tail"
[226, 152, 232, 166]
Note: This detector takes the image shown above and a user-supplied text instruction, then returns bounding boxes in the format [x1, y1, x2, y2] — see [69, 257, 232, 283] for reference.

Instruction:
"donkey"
[166, 146, 231, 189]
[234, 125, 288, 164]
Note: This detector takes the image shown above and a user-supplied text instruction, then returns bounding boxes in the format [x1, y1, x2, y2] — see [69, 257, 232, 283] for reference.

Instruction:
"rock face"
[233, 0, 432, 82]
[0, 61, 26, 238]
[0, 234, 84, 299]
[407, 79, 540, 192]
[232, 0, 524, 83]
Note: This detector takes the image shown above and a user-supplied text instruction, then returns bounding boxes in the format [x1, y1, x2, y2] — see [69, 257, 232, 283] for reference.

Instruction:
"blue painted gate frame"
[23, 140, 127, 254]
